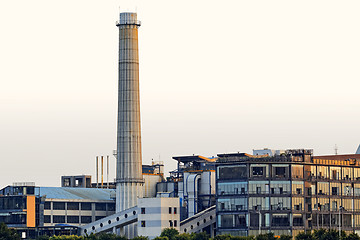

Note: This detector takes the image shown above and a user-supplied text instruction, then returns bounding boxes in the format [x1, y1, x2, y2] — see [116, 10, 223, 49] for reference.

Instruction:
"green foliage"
[279, 235, 292, 240]
[296, 232, 314, 240]
[190, 232, 209, 240]
[132, 236, 149, 240]
[231, 236, 254, 240]
[0, 222, 20, 240]
[175, 234, 191, 240]
[49, 235, 84, 240]
[154, 237, 169, 240]
[344, 233, 360, 240]
[36, 236, 50, 240]
[255, 233, 276, 240]
[160, 228, 180, 240]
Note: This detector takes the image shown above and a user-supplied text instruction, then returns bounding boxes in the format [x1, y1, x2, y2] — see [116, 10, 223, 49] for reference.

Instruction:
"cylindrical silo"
[116, 12, 144, 238]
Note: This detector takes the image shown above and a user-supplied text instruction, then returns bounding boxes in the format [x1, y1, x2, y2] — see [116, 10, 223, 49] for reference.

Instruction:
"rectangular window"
[332, 187, 338, 196]
[67, 216, 79, 223]
[67, 202, 79, 210]
[169, 220, 173, 227]
[44, 215, 51, 223]
[53, 202, 65, 210]
[107, 203, 115, 211]
[169, 207, 172, 214]
[141, 208, 146, 214]
[275, 167, 286, 177]
[53, 215, 65, 223]
[174, 207, 177, 214]
[95, 203, 106, 211]
[44, 202, 51, 210]
[81, 216, 92, 224]
[252, 167, 264, 176]
[141, 221, 146, 227]
[81, 202, 92, 211]
[174, 220, 177, 227]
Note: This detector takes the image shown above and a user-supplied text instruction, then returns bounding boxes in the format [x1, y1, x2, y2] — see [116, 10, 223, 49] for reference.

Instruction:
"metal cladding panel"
[39, 187, 115, 200]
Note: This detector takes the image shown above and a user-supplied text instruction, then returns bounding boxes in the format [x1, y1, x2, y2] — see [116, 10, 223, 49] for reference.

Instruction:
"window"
[141, 221, 146, 227]
[67, 216, 79, 223]
[81, 216, 92, 224]
[81, 202, 92, 210]
[44, 202, 51, 210]
[174, 220, 177, 227]
[332, 187, 338, 195]
[174, 207, 177, 214]
[107, 203, 115, 211]
[44, 215, 51, 223]
[169, 207, 172, 214]
[252, 167, 264, 176]
[67, 202, 79, 210]
[218, 165, 247, 180]
[275, 167, 286, 177]
[169, 220, 173, 227]
[271, 214, 290, 227]
[256, 187, 261, 194]
[53, 202, 65, 210]
[53, 215, 65, 223]
[95, 203, 106, 211]
[141, 208, 145, 214]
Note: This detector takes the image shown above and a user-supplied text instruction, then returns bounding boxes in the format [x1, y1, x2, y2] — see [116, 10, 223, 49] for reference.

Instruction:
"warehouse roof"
[38, 187, 115, 201]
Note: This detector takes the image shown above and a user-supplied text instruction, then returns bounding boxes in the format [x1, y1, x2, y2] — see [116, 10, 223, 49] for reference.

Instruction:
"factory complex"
[1, 12, 359, 240]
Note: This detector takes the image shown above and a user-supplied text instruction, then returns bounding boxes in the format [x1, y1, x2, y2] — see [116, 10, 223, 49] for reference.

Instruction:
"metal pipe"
[96, 156, 99, 188]
[101, 156, 104, 188]
[107, 155, 109, 189]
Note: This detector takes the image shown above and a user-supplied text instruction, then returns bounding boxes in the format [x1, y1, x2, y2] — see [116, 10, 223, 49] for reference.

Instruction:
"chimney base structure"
[116, 12, 144, 238]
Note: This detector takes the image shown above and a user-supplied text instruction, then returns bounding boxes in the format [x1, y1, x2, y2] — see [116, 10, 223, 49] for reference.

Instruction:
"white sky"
[1, 0, 359, 188]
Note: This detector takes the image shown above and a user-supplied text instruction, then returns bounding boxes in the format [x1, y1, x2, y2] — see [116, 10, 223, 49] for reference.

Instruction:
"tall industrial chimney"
[116, 12, 143, 238]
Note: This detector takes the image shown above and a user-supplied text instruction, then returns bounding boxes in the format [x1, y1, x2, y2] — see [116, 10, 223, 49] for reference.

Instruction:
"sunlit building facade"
[215, 150, 360, 237]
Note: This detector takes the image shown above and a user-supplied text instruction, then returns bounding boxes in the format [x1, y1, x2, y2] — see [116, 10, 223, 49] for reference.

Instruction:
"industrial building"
[215, 150, 360, 238]
[0, 182, 115, 238]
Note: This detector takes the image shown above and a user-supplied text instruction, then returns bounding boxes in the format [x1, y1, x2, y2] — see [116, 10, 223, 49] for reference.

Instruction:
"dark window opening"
[44, 202, 51, 210]
[81, 202, 92, 211]
[67, 202, 79, 210]
[272, 216, 290, 227]
[53, 215, 65, 223]
[44, 215, 51, 223]
[95, 203, 106, 211]
[81, 216, 92, 224]
[275, 167, 286, 177]
[53, 202, 65, 210]
[141, 221, 146, 227]
[107, 203, 115, 211]
[293, 217, 303, 226]
[169, 207, 172, 214]
[141, 208, 145, 214]
[174, 207, 177, 214]
[67, 216, 79, 223]
[252, 167, 264, 176]
[169, 220, 173, 227]
[332, 187, 338, 195]
[174, 220, 177, 227]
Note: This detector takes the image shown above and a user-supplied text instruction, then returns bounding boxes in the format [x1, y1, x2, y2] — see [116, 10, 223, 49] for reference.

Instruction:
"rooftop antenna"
[335, 144, 338, 155]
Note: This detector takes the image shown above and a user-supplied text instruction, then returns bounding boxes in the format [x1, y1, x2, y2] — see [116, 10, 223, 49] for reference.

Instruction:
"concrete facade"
[137, 198, 180, 239]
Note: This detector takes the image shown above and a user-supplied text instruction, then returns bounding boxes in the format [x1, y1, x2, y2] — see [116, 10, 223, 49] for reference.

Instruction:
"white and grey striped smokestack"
[115, 12, 143, 238]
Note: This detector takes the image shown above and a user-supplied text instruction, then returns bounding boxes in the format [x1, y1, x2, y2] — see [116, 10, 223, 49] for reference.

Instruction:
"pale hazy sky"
[1, 0, 359, 188]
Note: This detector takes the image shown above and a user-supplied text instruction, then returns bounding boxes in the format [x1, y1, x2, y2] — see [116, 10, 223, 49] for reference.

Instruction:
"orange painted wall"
[26, 196, 36, 227]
